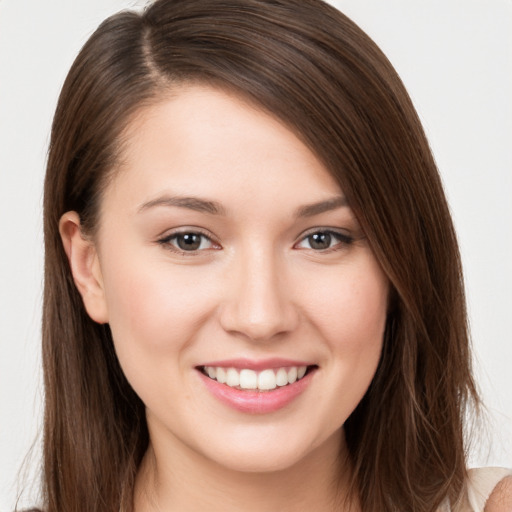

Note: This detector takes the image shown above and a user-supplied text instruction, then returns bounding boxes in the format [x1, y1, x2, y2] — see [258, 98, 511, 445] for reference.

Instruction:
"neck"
[134, 428, 357, 512]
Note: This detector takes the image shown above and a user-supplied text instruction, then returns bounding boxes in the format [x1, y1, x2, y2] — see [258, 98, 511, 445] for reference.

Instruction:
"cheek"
[100, 253, 218, 360]
[308, 262, 388, 420]
[100, 255, 223, 410]
[298, 256, 388, 415]
[304, 263, 388, 353]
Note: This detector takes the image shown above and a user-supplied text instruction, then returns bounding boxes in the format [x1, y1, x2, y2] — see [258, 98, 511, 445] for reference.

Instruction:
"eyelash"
[294, 229, 354, 252]
[157, 228, 354, 255]
[157, 229, 220, 255]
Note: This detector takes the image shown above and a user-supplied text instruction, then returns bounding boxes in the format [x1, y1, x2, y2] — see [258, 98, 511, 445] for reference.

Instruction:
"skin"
[486, 477, 512, 512]
[60, 85, 390, 511]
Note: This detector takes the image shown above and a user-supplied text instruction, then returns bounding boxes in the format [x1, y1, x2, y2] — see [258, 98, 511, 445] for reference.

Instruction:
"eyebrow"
[137, 194, 348, 217]
[294, 196, 348, 218]
[138, 195, 227, 215]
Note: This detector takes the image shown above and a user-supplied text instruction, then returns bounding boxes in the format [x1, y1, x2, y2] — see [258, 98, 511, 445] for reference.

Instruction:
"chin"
[217, 450, 304, 474]
[196, 426, 340, 475]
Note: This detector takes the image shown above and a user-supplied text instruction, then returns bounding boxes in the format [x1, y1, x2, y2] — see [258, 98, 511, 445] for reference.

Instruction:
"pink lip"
[197, 366, 316, 414]
[197, 358, 312, 371]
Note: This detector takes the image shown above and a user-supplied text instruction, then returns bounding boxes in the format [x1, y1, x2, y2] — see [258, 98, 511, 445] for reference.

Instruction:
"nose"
[219, 247, 299, 342]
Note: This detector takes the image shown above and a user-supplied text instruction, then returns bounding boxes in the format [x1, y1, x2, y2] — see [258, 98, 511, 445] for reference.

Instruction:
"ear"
[59, 211, 109, 324]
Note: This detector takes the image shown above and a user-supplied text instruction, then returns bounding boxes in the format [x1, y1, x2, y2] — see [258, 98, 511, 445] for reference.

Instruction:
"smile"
[202, 365, 309, 391]
[197, 361, 317, 414]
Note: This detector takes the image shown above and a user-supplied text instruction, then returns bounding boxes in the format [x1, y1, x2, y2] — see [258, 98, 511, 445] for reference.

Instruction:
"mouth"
[198, 364, 318, 392]
[196, 360, 318, 413]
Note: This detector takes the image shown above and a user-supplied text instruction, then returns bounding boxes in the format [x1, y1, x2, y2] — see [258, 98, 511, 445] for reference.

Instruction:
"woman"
[31, 0, 511, 510]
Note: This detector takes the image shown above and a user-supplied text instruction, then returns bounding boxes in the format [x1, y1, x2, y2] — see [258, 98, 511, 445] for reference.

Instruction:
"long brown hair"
[36, 0, 478, 510]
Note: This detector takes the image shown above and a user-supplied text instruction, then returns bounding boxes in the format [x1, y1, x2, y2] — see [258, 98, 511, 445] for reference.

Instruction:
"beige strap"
[466, 467, 512, 511]
[438, 467, 512, 511]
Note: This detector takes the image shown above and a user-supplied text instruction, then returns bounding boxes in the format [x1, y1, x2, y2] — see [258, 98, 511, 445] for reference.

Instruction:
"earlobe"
[59, 211, 109, 324]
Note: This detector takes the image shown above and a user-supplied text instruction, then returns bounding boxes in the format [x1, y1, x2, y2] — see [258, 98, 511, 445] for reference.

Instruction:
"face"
[85, 85, 388, 472]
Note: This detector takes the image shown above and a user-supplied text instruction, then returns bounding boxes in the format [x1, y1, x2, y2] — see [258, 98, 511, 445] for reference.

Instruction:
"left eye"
[160, 232, 216, 252]
[295, 230, 353, 251]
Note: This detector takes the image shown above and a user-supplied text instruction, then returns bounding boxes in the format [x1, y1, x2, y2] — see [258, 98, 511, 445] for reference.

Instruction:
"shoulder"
[485, 475, 512, 512]
[463, 467, 512, 512]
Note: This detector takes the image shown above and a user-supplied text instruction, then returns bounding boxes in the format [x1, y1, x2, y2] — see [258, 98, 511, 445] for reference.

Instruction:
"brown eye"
[158, 231, 218, 253]
[176, 233, 203, 251]
[295, 230, 354, 251]
[307, 232, 332, 250]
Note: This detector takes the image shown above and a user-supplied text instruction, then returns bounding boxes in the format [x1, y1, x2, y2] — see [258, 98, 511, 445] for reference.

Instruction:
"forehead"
[107, 84, 342, 211]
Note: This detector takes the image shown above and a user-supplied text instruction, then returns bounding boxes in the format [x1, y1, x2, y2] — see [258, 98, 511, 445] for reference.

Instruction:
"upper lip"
[196, 358, 314, 371]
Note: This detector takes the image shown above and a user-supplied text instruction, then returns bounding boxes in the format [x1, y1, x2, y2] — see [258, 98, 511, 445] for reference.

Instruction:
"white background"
[1, 0, 511, 509]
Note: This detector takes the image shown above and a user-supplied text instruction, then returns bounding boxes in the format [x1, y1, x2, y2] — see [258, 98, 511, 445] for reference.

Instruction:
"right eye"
[158, 230, 220, 254]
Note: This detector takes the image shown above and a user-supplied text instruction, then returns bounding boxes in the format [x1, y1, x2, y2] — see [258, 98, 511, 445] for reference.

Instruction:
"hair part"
[37, 1, 478, 511]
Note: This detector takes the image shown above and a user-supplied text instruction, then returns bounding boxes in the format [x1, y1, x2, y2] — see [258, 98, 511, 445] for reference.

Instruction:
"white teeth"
[276, 368, 288, 387]
[216, 367, 226, 384]
[203, 365, 311, 391]
[287, 366, 298, 384]
[226, 368, 240, 387]
[258, 369, 277, 390]
[239, 369, 258, 389]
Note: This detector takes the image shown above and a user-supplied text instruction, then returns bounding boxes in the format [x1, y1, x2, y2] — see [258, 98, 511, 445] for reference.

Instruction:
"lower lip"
[198, 369, 315, 414]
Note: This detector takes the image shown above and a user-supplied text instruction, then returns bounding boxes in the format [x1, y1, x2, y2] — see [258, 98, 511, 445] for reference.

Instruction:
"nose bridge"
[220, 243, 297, 341]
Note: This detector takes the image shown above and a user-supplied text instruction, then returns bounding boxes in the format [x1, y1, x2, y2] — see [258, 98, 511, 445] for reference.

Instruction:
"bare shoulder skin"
[485, 476, 512, 512]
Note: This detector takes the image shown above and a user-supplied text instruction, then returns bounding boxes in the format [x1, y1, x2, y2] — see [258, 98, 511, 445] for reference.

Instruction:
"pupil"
[177, 233, 201, 251]
[309, 232, 331, 250]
